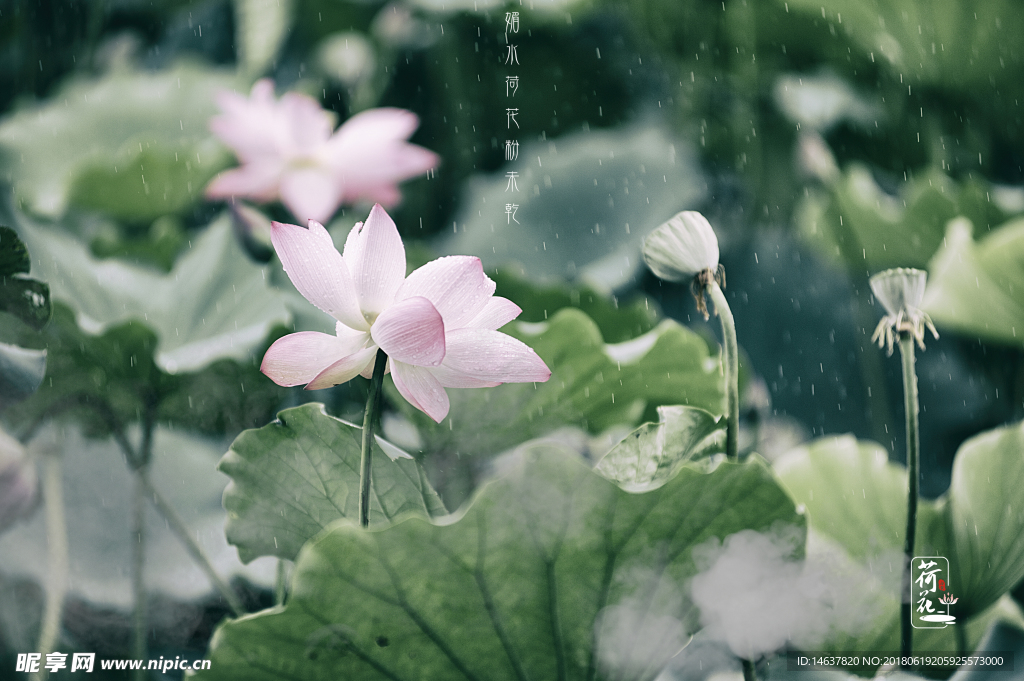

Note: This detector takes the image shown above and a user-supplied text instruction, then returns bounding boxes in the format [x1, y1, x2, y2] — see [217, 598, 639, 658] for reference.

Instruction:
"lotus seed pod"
[869, 267, 927, 318]
[869, 267, 938, 354]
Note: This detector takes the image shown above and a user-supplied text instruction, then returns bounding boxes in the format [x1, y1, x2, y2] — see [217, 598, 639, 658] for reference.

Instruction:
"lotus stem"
[898, 332, 920, 666]
[707, 280, 739, 460]
[131, 403, 155, 681]
[359, 349, 389, 528]
[132, 468, 147, 681]
[140, 473, 245, 617]
[742, 659, 757, 681]
[35, 455, 68, 681]
[275, 559, 288, 606]
[955, 619, 967, 655]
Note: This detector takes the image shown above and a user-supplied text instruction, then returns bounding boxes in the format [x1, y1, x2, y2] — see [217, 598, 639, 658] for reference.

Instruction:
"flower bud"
[230, 202, 275, 262]
[642, 211, 720, 283]
[0, 427, 38, 533]
[317, 32, 376, 87]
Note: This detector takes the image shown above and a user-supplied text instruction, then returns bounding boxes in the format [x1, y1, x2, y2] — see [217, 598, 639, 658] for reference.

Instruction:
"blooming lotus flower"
[261, 204, 551, 422]
[206, 79, 439, 224]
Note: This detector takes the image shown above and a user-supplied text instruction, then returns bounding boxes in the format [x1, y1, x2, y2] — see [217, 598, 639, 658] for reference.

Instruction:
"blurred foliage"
[924, 216, 1024, 349]
[0, 63, 236, 222]
[798, 165, 1013, 273]
[156, 342, 290, 436]
[88, 214, 189, 271]
[0, 225, 49, 330]
[445, 123, 706, 292]
[0, 226, 48, 410]
[492, 269, 659, 343]
[17, 213, 290, 373]
[2, 303, 287, 440]
[0, 340, 47, 412]
[2, 0, 1023, 238]
[3, 303, 172, 440]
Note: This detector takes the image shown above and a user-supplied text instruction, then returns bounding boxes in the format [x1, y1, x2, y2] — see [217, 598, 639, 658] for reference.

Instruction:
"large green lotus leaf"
[219, 403, 446, 564]
[774, 436, 926, 657]
[0, 226, 50, 330]
[595, 405, 724, 492]
[773, 435, 951, 577]
[774, 436, 913, 562]
[69, 142, 229, 224]
[0, 63, 238, 220]
[194, 447, 804, 681]
[393, 309, 723, 458]
[945, 420, 1024, 619]
[2, 304, 172, 440]
[18, 213, 290, 373]
[923, 217, 1024, 348]
[774, 434, 1024, 659]
[798, 165, 1007, 273]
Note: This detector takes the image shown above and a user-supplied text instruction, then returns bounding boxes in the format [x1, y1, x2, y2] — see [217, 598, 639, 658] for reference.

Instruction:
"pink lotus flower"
[205, 79, 439, 224]
[260, 204, 551, 422]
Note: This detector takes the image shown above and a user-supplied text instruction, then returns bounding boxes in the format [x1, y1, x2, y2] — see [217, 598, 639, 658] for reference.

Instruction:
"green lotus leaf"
[219, 403, 446, 564]
[923, 217, 1024, 348]
[798, 165, 1007, 274]
[195, 447, 804, 681]
[595, 405, 724, 492]
[0, 226, 50, 330]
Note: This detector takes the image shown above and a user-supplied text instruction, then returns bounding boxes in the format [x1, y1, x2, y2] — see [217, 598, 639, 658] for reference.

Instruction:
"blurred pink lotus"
[206, 80, 438, 224]
[260, 204, 550, 422]
[0, 428, 38, 533]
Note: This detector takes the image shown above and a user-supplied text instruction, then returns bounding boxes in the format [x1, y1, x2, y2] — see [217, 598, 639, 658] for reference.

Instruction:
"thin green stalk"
[955, 620, 967, 655]
[707, 281, 739, 460]
[899, 333, 920, 666]
[359, 349, 389, 528]
[132, 468, 147, 681]
[34, 455, 68, 681]
[130, 403, 156, 681]
[275, 560, 288, 606]
[742, 659, 757, 681]
[140, 473, 245, 617]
